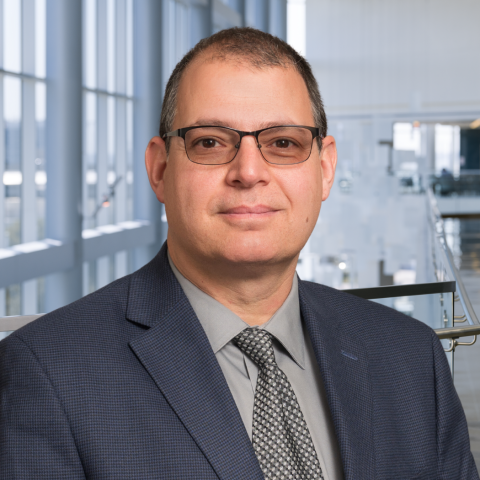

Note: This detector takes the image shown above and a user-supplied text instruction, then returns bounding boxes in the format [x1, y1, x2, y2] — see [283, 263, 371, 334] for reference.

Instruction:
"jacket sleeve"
[431, 330, 480, 479]
[0, 334, 86, 479]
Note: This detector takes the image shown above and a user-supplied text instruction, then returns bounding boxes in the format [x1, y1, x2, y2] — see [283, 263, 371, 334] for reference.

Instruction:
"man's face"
[147, 57, 336, 269]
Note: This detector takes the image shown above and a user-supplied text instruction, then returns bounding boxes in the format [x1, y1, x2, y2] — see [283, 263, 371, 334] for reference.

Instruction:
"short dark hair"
[159, 27, 327, 150]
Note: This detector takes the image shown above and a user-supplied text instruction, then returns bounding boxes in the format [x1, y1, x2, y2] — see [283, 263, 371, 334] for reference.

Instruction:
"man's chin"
[212, 245, 289, 267]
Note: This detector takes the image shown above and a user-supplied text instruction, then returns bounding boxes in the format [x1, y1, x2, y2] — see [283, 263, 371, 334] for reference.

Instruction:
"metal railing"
[429, 170, 480, 197]
[426, 187, 480, 351]
[341, 189, 480, 377]
[345, 280, 480, 346]
[344, 280, 458, 338]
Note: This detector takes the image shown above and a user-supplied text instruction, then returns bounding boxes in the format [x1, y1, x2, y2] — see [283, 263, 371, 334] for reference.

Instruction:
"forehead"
[174, 58, 314, 130]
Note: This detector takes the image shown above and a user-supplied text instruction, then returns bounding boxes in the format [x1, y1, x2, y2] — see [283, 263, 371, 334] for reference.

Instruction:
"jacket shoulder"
[3, 273, 134, 350]
[299, 279, 434, 339]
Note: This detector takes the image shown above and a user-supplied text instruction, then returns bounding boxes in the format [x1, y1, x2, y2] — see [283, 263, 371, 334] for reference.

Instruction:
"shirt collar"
[261, 274, 304, 369]
[168, 252, 305, 369]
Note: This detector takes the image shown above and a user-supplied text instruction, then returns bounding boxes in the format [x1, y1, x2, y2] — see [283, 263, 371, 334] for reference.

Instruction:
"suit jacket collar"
[299, 281, 375, 480]
[127, 244, 264, 480]
[126, 244, 374, 480]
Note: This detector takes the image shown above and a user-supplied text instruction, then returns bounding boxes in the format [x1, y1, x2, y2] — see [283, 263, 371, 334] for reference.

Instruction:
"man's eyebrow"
[189, 119, 232, 128]
[188, 119, 299, 129]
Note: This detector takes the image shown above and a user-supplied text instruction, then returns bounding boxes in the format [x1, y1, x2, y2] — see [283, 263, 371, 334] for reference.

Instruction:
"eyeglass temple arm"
[163, 130, 181, 139]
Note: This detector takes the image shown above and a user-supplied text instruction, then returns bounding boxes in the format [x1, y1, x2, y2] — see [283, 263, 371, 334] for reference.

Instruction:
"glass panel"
[3, 0, 21, 73]
[0, 289, 5, 317]
[35, 82, 46, 239]
[287, 0, 306, 56]
[126, 99, 133, 221]
[297, 250, 358, 289]
[115, 250, 128, 279]
[82, 260, 98, 296]
[126, 0, 133, 97]
[175, 2, 189, 64]
[430, 171, 480, 197]
[88, 259, 96, 293]
[166, 0, 176, 79]
[222, 0, 242, 13]
[96, 255, 111, 289]
[83, 92, 97, 229]
[6, 283, 21, 316]
[393, 122, 422, 154]
[37, 276, 45, 313]
[107, 95, 115, 223]
[35, 0, 46, 78]
[3, 76, 22, 247]
[84, 0, 97, 89]
[107, 97, 115, 165]
[80, 0, 134, 296]
[107, 0, 115, 93]
[372, 292, 454, 331]
[435, 124, 460, 176]
[109, 254, 114, 281]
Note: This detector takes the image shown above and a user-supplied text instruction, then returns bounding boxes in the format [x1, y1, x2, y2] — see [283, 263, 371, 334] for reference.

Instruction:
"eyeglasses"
[163, 125, 321, 166]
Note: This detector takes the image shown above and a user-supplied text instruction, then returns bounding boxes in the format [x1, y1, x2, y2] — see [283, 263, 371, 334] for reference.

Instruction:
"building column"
[21, 0, 38, 314]
[0, 6, 5, 316]
[268, 0, 287, 40]
[425, 123, 436, 173]
[132, 0, 165, 270]
[44, 0, 83, 311]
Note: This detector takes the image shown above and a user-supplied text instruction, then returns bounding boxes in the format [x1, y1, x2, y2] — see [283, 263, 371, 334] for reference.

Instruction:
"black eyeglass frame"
[163, 124, 322, 165]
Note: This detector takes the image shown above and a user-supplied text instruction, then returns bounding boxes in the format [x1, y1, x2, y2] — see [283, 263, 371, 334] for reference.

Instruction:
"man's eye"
[274, 139, 291, 148]
[201, 138, 217, 148]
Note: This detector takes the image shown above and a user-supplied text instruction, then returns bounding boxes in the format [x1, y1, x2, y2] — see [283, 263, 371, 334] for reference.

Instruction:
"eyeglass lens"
[184, 126, 314, 165]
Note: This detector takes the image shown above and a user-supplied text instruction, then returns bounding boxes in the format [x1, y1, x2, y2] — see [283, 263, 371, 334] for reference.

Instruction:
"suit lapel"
[127, 245, 264, 480]
[299, 281, 375, 480]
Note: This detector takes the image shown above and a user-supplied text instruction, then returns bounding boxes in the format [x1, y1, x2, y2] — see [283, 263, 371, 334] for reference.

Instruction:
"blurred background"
[0, 0, 290, 315]
[1, 0, 480, 466]
[2, 0, 479, 315]
[299, 0, 480, 293]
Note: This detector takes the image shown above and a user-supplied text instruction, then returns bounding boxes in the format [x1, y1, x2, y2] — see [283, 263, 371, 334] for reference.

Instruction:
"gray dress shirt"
[168, 254, 344, 480]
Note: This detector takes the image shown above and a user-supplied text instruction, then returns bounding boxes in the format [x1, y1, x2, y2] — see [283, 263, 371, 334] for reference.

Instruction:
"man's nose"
[225, 135, 271, 188]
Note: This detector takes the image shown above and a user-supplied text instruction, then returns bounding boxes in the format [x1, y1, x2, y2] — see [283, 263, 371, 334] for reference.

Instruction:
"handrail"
[344, 281, 455, 300]
[436, 325, 480, 353]
[434, 325, 480, 340]
[427, 188, 480, 327]
[442, 239, 479, 325]
[344, 275, 480, 345]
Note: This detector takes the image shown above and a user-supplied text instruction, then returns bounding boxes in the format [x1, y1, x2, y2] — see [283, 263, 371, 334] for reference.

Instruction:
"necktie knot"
[233, 328, 276, 369]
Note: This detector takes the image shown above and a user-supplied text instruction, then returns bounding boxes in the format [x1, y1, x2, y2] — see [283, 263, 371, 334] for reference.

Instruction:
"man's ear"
[320, 135, 337, 201]
[145, 136, 168, 204]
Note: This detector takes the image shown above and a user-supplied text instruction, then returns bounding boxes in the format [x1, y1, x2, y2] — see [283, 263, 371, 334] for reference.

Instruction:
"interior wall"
[306, 0, 480, 118]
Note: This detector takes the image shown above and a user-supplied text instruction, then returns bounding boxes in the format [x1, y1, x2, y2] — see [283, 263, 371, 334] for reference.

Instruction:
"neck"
[168, 244, 298, 326]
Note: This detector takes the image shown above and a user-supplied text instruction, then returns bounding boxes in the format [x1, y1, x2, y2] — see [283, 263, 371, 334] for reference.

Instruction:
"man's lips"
[220, 205, 279, 215]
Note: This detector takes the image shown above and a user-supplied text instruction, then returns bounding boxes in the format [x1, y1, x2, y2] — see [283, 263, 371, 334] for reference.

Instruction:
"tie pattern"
[233, 328, 324, 480]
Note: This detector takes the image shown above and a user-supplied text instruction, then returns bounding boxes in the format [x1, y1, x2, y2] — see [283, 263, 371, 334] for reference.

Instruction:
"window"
[0, 0, 287, 316]
[1, 0, 46, 315]
[82, 0, 134, 294]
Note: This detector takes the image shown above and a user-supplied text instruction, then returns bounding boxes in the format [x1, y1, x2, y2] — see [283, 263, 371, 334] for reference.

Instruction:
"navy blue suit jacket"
[1, 244, 478, 479]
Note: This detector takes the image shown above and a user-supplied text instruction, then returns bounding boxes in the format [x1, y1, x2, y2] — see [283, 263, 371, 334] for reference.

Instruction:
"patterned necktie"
[233, 328, 324, 480]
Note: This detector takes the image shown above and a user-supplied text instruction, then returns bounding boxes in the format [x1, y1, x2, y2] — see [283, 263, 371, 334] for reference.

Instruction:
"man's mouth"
[220, 205, 280, 216]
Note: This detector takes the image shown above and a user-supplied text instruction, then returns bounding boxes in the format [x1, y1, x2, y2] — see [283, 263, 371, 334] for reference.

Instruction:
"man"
[0, 28, 478, 479]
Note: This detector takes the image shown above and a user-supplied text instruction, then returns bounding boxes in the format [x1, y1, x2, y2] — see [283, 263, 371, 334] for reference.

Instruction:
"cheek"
[283, 167, 323, 217]
[164, 165, 219, 224]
